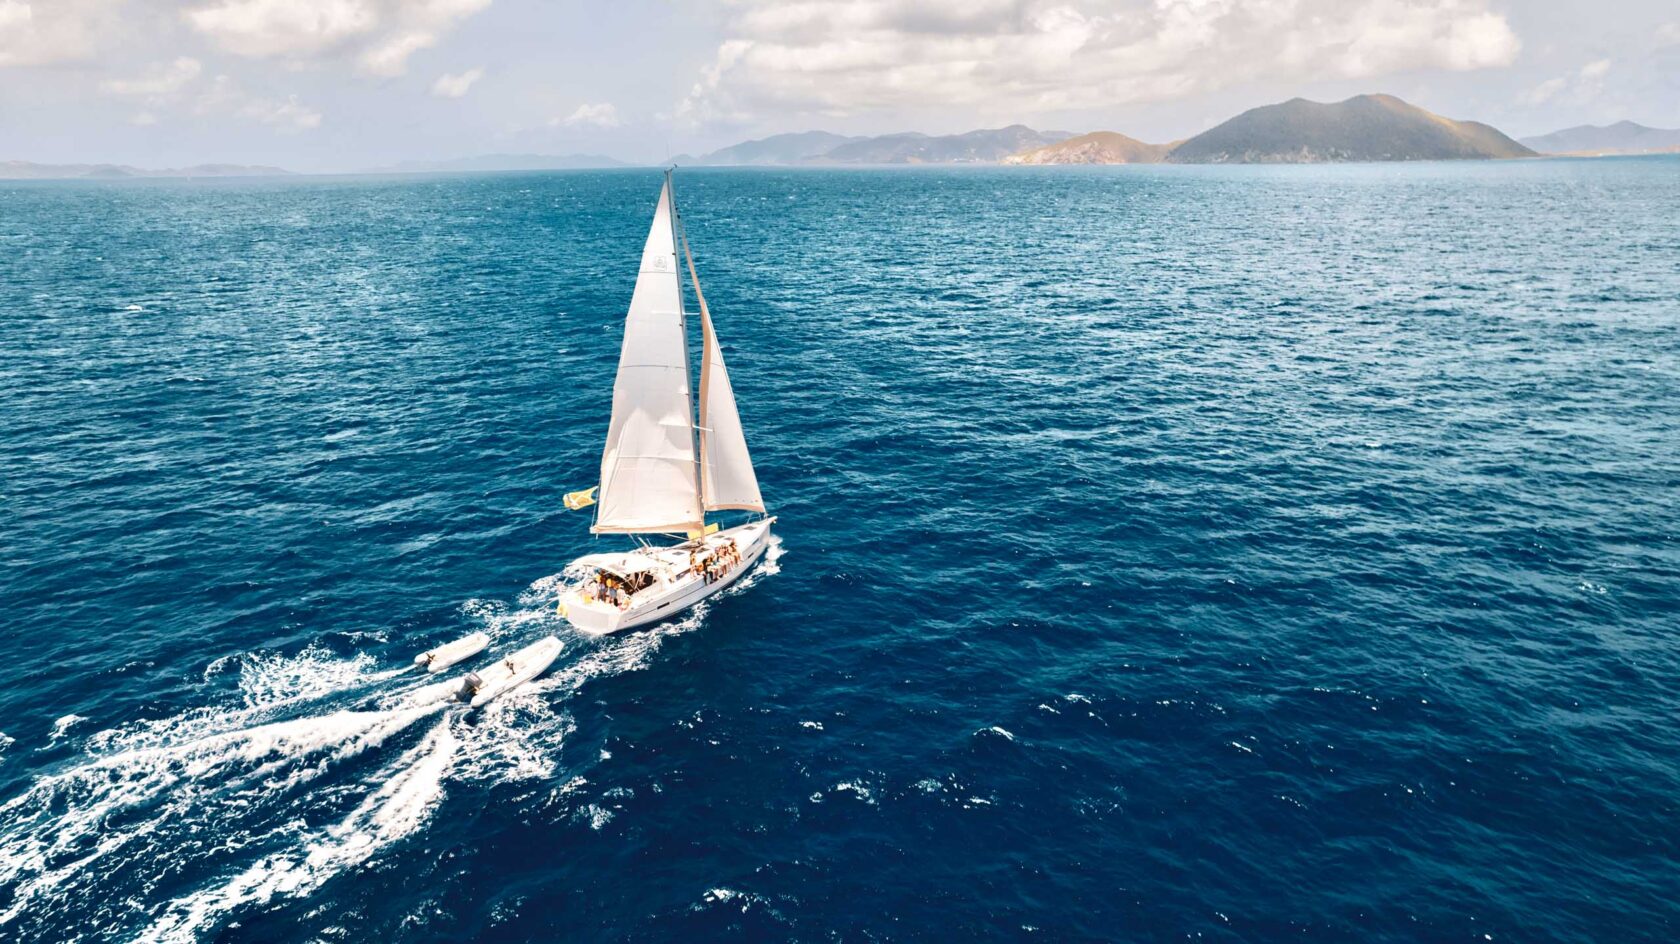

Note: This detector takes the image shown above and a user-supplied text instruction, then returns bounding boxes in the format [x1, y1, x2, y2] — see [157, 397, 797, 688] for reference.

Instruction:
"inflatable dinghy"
[414, 631, 490, 673]
[455, 636, 563, 709]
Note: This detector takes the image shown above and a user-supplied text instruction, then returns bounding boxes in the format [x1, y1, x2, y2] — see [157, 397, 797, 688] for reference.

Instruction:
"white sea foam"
[577, 803, 615, 830]
[236, 645, 402, 710]
[1, 551, 785, 936]
[0, 704, 442, 927]
[138, 719, 459, 943]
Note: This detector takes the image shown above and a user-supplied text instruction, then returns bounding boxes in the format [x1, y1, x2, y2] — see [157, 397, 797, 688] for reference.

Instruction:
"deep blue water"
[2, 159, 1678, 943]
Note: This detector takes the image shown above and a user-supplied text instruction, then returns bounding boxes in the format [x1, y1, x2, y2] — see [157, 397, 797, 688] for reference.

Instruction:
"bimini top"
[572, 553, 664, 578]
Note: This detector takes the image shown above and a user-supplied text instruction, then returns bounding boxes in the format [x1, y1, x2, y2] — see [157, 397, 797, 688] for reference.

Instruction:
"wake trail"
[0, 537, 783, 940]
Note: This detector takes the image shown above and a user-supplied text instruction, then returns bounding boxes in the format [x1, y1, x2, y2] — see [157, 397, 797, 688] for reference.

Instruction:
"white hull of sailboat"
[562, 519, 774, 636]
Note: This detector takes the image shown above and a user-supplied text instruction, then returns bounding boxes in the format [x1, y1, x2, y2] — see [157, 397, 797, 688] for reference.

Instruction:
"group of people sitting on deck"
[580, 571, 638, 610]
[691, 539, 741, 585]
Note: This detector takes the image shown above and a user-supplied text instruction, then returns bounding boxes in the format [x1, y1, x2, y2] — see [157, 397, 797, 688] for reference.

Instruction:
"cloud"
[1523, 76, 1567, 106]
[100, 57, 321, 129]
[1525, 57, 1612, 105]
[102, 58, 205, 99]
[431, 66, 483, 98]
[183, 0, 491, 76]
[1578, 58, 1611, 80]
[678, 0, 1522, 125]
[0, 0, 112, 67]
[247, 94, 324, 129]
[559, 102, 620, 127]
[197, 74, 323, 131]
[0, 0, 27, 31]
[183, 0, 377, 57]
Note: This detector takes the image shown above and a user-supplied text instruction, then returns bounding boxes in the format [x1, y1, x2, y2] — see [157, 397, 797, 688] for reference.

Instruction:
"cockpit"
[579, 563, 657, 609]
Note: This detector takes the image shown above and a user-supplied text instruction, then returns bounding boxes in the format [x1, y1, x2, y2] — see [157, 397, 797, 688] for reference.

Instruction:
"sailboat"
[559, 171, 775, 636]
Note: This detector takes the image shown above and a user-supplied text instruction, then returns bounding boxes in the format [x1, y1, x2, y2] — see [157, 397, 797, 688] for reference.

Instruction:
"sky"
[2, 0, 1678, 171]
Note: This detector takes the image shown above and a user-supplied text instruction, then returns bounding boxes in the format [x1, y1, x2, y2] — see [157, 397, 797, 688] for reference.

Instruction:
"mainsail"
[593, 177, 705, 533]
[680, 223, 765, 513]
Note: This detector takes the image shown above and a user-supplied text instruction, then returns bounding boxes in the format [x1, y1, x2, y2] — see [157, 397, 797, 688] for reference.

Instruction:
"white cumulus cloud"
[559, 102, 620, 127]
[431, 66, 483, 98]
[0, 0, 113, 67]
[183, 0, 491, 76]
[678, 0, 1522, 125]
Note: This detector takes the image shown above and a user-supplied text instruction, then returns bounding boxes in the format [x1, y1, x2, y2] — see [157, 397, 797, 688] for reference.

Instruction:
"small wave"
[831, 780, 876, 805]
[48, 715, 87, 742]
[694, 886, 781, 918]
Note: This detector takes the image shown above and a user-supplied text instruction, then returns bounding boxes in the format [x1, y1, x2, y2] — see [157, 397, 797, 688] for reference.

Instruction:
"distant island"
[681, 94, 1537, 166]
[1005, 131, 1175, 165]
[678, 126, 1073, 166]
[12, 94, 1674, 177]
[669, 130, 861, 166]
[1164, 94, 1533, 163]
[1518, 121, 1680, 156]
[0, 161, 290, 180]
[362, 153, 626, 174]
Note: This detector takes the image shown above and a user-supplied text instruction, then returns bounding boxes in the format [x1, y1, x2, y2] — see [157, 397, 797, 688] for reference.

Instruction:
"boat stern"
[559, 592, 626, 636]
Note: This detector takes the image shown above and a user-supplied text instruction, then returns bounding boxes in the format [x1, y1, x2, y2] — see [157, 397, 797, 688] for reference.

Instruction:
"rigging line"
[675, 186, 716, 502]
[666, 170, 707, 520]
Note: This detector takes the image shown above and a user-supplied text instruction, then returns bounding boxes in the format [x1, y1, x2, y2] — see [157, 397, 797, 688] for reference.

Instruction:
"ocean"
[1, 159, 1677, 942]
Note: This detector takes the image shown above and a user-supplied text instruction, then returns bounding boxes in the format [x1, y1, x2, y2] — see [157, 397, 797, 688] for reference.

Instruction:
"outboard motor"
[456, 672, 483, 702]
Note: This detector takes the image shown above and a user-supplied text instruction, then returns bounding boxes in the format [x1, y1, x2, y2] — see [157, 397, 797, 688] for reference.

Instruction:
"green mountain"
[1166, 94, 1534, 163]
